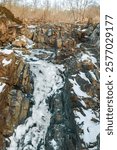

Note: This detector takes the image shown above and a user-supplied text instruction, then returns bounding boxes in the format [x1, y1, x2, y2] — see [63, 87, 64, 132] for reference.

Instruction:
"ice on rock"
[7, 58, 64, 150]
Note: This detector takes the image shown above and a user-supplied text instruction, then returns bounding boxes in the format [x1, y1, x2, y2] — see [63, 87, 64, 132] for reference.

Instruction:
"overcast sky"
[17, 0, 99, 8]
[0, 0, 100, 8]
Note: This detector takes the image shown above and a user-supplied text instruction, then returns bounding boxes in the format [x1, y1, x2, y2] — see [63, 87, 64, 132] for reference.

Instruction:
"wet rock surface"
[0, 10, 100, 150]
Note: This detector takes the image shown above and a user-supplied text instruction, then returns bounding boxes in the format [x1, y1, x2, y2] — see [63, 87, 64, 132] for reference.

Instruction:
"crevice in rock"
[45, 73, 81, 150]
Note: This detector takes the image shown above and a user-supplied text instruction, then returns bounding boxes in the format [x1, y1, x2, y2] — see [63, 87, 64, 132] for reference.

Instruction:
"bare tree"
[67, 0, 76, 22]
[66, 0, 94, 22]
[0, 0, 8, 5]
[32, 0, 40, 8]
[43, 0, 51, 10]
[82, 0, 94, 21]
[41, 0, 51, 22]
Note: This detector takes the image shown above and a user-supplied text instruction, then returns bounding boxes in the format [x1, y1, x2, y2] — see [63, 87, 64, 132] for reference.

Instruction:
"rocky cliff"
[0, 10, 100, 150]
[0, 49, 34, 149]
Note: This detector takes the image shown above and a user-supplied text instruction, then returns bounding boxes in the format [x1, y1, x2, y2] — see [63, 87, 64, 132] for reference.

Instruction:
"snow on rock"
[0, 82, 6, 93]
[7, 59, 64, 150]
[89, 70, 97, 80]
[27, 25, 37, 32]
[12, 35, 34, 49]
[20, 35, 34, 49]
[78, 72, 91, 83]
[69, 78, 91, 98]
[74, 108, 99, 146]
[77, 43, 82, 48]
[28, 25, 37, 29]
[82, 29, 87, 32]
[80, 52, 97, 64]
[0, 49, 13, 55]
[2, 58, 12, 66]
[50, 139, 58, 150]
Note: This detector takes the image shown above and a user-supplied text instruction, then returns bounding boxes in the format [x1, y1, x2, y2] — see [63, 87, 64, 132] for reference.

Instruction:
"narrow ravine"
[7, 56, 65, 150]
[5, 39, 100, 149]
[0, 22, 100, 150]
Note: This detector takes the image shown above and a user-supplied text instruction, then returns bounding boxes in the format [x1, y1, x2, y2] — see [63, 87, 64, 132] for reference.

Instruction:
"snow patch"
[0, 82, 6, 93]
[74, 109, 99, 145]
[69, 78, 91, 98]
[77, 43, 82, 48]
[2, 58, 12, 66]
[50, 139, 58, 150]
[80, 53, 97, 64]
[28, 25, 37, 29]
[89, 71, 97, 80]
[79, 72, 91, 83]
[0, 49, 13, 55]
[82, 29, 87, 32]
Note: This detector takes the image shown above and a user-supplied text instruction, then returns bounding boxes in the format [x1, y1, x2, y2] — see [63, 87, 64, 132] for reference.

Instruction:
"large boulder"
[12, 35, 34, 49]
[0, 6, 23, 46]
[0, 18, 17, 46]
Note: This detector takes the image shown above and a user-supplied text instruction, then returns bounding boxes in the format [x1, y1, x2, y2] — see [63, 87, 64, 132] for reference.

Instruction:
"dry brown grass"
[4, 4, 100, 24]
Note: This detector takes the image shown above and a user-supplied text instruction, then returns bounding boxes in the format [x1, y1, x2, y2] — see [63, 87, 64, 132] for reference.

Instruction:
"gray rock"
[45, 76, 81, 150]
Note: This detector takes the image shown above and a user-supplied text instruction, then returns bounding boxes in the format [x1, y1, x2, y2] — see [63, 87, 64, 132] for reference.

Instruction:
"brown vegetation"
[0, 1, 99, 24]
[0, 5, 22, 24]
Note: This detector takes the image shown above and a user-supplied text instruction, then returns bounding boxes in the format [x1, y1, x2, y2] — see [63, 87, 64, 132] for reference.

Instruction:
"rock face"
[32, 23, 89, 50]
[90, 24, 100, 42]
[0, 6, 23, 46]
[45, 77, 81, 150]
[0, 49, 33, 149]
[0, 20, 100, 150]
[47, 25, 100, 149]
